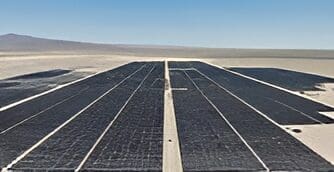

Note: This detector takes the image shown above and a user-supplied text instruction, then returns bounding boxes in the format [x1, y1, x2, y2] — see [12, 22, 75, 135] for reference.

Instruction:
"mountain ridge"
[1, 33, 334, 59]
[0, 33, 195, 51]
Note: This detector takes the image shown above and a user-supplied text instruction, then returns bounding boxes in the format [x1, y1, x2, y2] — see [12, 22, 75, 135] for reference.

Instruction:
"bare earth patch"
[284, 124, 334, 164]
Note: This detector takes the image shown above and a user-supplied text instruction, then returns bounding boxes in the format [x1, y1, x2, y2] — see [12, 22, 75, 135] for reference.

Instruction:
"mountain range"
[1, 33, 334, 58]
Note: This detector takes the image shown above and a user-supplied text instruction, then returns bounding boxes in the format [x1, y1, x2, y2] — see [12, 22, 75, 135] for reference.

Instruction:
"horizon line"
[1, 33, 334, 51]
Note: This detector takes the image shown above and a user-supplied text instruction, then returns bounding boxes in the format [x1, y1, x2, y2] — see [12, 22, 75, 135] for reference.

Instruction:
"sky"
[0, 0, 334, 49]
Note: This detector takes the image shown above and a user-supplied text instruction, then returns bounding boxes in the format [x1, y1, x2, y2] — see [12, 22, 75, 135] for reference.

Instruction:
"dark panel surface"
[12, 64, 155, 170]
[0, 62, 144, 133]
[0, 62, 146, 169]
[230, 67, 334, 91]
[170, 70, 264, 171]
[1, 61, 333, 172]
[184, 69, 334, 171]
[0, 69, 86, 108]
[82, 63, 164, 171]
[169, 61, 334, 125]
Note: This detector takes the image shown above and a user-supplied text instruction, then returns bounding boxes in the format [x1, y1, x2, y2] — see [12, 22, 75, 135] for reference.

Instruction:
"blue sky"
[0, 0, 333, 49]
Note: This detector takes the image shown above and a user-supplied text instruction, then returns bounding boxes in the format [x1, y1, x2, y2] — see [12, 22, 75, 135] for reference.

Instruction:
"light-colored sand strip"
[183, 70, 269, 171]
[193, 68, 334, 165]
[169, 68, 194, 71]
[75, 65, 156, 172]
[0, 87, 89, 135]
[0, 63, 127, 112]
[163, 60, 183, 172]
[171, 88, 188, 91]
[319, 112, 334, 120]
[205, 61, 334, 109]
[1, 65, 146, 172]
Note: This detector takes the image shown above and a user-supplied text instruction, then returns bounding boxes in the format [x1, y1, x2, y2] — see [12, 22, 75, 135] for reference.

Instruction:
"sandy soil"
[0, 55, 134, 79]
[300, 83, 334, 107]
[0, 54, 202, 79]
[284, 124, 334, 164]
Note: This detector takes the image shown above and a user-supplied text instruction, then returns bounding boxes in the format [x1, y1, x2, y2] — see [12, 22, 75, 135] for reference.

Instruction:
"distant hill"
[1, 33, 334, 58]
[0, 33, 133, 52]
[0, 33, 205, 56]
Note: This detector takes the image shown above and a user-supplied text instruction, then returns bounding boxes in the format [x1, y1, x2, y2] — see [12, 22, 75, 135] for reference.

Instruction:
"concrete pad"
[163, 61, 183, 172]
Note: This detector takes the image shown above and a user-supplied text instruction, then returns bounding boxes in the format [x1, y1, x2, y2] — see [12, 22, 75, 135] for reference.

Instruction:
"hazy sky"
[1, 0, 333, 49]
